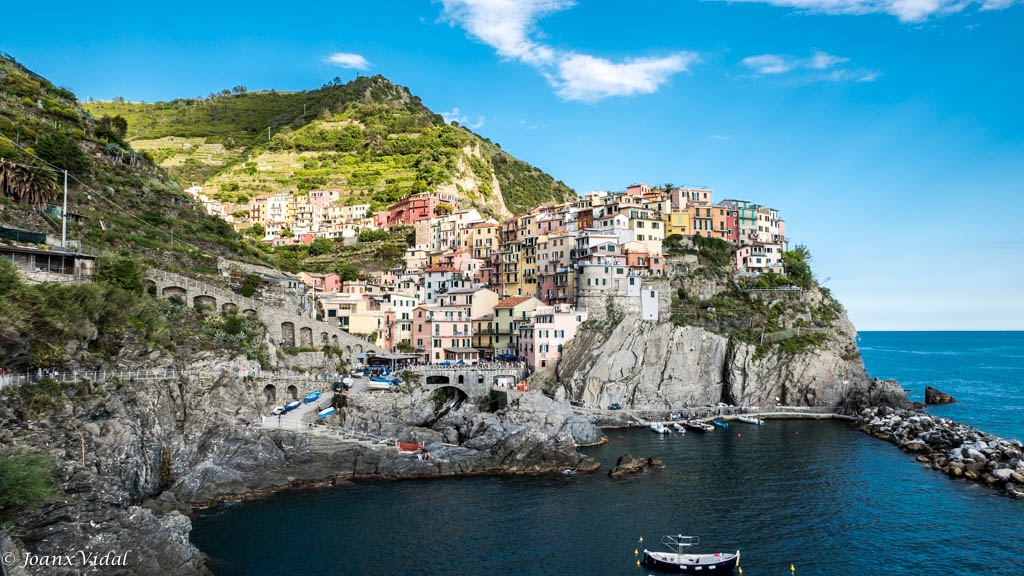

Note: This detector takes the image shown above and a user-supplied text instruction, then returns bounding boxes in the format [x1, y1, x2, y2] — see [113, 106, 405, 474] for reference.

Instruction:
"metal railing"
[0, 368, 342, 389]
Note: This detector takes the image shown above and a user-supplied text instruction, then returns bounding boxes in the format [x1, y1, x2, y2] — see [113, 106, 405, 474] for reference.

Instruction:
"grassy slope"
[0, 54, 263, 273]
[84, 76, 576, 216]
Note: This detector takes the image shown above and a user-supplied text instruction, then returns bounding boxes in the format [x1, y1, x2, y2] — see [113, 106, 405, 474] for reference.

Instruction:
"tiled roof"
[494, 296, 535, 308]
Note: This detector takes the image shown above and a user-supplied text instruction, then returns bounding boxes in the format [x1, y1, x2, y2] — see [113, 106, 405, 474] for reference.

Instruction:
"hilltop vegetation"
[85, 76, 576, 216]
[0, 53, 263, 272]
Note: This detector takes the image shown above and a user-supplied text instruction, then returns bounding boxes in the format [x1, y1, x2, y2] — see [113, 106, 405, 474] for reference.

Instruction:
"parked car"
[608, 403, 622, 410]
[569, 400, 585, 408]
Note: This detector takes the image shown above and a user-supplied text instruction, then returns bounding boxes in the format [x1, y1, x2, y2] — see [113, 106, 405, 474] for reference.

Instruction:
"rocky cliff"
[538, 289, 909, 412]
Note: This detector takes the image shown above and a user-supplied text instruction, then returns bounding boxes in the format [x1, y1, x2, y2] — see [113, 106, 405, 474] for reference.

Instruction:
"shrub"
[0, 449, 62, 514]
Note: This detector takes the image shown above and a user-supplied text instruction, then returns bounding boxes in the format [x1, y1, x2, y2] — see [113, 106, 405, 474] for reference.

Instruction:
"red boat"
[397, 442, 424, 453]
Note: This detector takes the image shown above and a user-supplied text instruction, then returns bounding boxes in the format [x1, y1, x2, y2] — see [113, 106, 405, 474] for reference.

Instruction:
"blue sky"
[3, 0, 1022, 330]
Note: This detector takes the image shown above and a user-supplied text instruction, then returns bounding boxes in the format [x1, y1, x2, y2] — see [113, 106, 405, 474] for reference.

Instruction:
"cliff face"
[541, 299, 908, 412]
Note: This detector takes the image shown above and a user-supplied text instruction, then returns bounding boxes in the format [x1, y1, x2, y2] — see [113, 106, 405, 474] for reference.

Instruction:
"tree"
[434, 202, 453, 216]
[96, 257, 143, 294]
[33, 132, 88, 174]
[245, 223, 265, 238]
[308, 238, 334, 256]
[782, 245, 813, 289]
[0, 158, 58, 207]
[663, 182, 674, 193]
[334, 261, 359, 281]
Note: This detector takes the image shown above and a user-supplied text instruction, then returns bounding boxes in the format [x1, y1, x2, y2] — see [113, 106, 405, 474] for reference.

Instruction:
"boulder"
[924, 386, 956, 405]
[608, 454, 662, 478]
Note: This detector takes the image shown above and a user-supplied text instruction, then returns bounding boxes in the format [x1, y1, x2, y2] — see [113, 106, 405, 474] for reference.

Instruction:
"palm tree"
[0, 158, 58, 207]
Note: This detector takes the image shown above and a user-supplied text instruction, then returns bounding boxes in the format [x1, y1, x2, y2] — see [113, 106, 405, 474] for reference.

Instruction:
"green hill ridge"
[84, 76, 576, 217]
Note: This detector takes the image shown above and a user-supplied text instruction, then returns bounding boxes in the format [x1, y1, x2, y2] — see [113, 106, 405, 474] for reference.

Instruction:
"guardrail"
[0, 368, 344, 390]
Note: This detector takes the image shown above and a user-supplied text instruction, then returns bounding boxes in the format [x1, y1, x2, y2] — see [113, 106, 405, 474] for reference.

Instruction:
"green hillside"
[84, 76, 576, 216]
[0, 53, 259, 273]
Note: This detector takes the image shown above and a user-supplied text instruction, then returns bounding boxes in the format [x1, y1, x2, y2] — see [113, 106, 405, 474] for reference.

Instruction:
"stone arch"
[299, 326, 313, 348]
[287, 385, 298, 399]
[162, 286, 186, 299]
[457, 375, 465, 385]
[355, 344, 363, 355]
[281, 322, 296, 347]
[262, 384, 276, 406]
[143, 279, 157, 297]
[433, 385, 468, 404]
[426, 375, 450, 385]
[478, 375, 485, 384]
[222, 302, 239, 314]
[332, 335, 339, 348]
[321, 332, 329, 346]
[193, 294, 216, 312]
[243, 308, 257, 317]
[345, 345, 353, 364]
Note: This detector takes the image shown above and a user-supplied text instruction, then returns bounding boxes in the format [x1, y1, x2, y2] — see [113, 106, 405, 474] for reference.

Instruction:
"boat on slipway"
[650, 423, 672, 434]
[684, 421, 715, 433]
[641, 535, 740, 574]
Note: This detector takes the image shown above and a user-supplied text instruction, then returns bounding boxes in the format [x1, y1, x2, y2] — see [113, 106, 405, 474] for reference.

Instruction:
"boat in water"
[684, 421, 715, 433]
[672, 422, 686, 434]
[641, 535, 740, 574]
[650, 422, 671, 434]
[713, 420, 729, 430]
[738, 416, 764, 425]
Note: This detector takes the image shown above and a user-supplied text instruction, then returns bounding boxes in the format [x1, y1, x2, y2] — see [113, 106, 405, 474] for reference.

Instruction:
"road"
[267, 390, 335, 429]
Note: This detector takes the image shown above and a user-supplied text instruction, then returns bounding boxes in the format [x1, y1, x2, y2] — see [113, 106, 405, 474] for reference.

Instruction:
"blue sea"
[191, 332, 1023, 575]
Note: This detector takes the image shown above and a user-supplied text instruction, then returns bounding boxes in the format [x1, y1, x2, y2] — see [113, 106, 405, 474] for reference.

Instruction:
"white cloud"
[439, 0, 696, 102]
[712, 0, 1019, 22]
[441, 107, 485, 129]
[324, 53, 371, 70]
[741, 54, 796, 74]
[741, 51, 873, 82]
[554, 52, 699, 102]
[808, 51, 850, 70]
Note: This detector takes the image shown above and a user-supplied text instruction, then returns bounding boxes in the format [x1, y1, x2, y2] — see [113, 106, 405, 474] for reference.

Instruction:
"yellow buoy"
[636, 560, 641, 567]
[639, 536, 644, 543]
[791, 564, 796, 572]
[634, 549, 638, 556]
[738, 568, 743, 575]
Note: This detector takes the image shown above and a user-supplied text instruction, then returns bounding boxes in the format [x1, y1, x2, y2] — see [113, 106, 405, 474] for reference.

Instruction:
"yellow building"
[666, 210, 691, 236]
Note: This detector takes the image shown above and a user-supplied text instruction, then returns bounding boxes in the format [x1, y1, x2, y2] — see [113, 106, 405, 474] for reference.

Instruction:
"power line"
[0, 130, 213, 257]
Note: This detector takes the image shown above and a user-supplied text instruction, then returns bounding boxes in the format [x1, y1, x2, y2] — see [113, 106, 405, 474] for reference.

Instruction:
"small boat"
[713, 420, 729, 430]
[397, 441, 424, 453]
[641, 535, 740, 574]
[317, 407, 336, 419]
[367, 381, 395, 391]
[738, 416, 764, 425]
[650, 423, 671, 434]
[284, 399, 301, 412]
[304, 390, 321, 404]
[672, 422, 686, 433]
[684, 421, 715, 433]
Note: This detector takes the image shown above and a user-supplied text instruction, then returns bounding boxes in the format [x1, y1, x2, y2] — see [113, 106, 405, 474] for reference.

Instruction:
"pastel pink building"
[517, 304, 589, 370]
[735, 243, 785, 274]
[384, 192, 459, 227]
[412, 305, 478, 364]
[436, 250, 485, 283]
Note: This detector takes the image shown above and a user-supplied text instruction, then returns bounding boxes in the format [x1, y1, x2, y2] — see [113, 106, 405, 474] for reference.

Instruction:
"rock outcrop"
[859, 407, 1024, 498]
[924, 386, 956, 405]
[540, 310, 910, 413]
[608, 454, 663, 478]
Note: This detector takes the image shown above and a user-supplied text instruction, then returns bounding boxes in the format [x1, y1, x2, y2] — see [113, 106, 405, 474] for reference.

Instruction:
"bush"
[33, 131, 88, 174]
[96, 257, 144, 294]
[0, 449, 62, 514]
[308, 237, 334, 256]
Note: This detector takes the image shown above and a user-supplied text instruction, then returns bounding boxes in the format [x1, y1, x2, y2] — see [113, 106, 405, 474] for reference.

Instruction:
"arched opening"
[332, 335, 339, 348]
[262, 384, 277, 406]
[426, 375, 450, 385]
[162, 286, 186, 299]
[299, 326, 313, 348]
[457, 375, 464, 384]
[321, 332, 329, 346]
[242, 308, 257, 317]
[287, 385, 298, 399]
[222, 302, 239, 314]
[143, 279, 157, 297]
[281, 322, 296, 347]
[478, 375, 484, 384]
[193, 294, 216, 313]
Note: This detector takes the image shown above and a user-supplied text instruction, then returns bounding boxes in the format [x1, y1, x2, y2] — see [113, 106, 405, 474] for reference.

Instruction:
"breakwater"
[859, 406, 1024, 498]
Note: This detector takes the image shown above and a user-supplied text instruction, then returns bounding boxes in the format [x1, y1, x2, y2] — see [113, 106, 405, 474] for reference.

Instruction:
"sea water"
[191, 332, 1023, 575]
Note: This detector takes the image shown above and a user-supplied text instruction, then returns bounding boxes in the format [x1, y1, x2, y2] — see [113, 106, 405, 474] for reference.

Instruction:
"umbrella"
[456, 359, 466, 365]
[439, 361, 451, 366]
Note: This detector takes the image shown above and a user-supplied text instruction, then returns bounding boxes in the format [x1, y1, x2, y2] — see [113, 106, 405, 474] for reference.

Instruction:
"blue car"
[304, 390, 321, 404]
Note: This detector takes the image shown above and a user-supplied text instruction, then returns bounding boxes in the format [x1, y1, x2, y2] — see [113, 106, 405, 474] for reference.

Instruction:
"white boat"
[642, 535, 740, 574]
[650, 422, 671, 434]
[672, 422, 686, 434]
[738, 416, 764, 425]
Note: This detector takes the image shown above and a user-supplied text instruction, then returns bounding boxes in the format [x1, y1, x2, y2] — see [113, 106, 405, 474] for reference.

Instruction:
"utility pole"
[61, 169, 68, 247]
